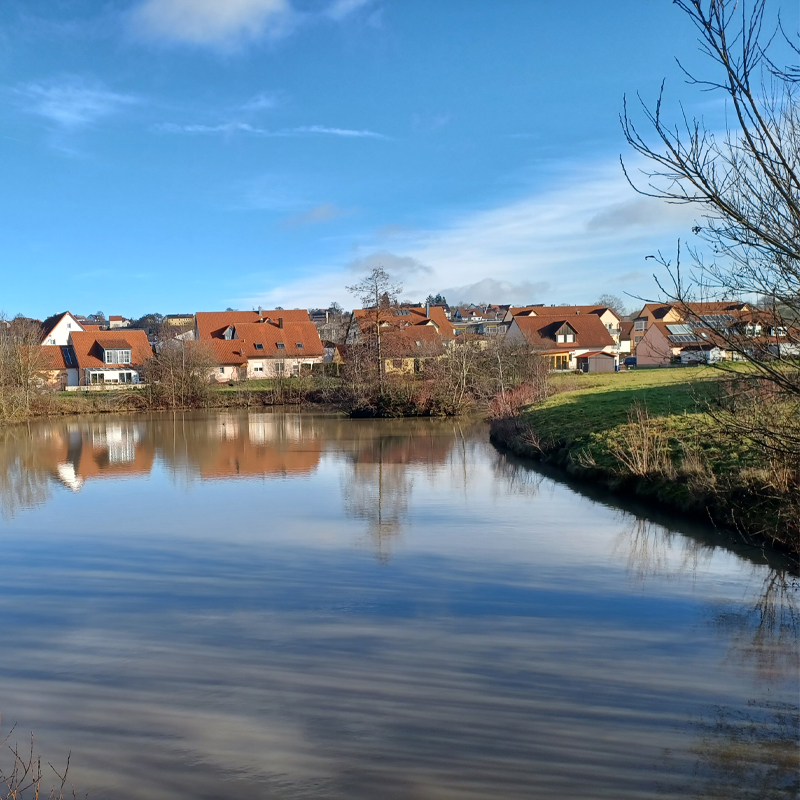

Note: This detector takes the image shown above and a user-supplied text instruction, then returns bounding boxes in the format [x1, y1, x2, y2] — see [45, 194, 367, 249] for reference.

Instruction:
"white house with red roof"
[195, 310, 324, 380]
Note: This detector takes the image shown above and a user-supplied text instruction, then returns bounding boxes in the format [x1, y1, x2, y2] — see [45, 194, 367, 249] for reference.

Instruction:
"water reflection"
[0, 412, 797, 800]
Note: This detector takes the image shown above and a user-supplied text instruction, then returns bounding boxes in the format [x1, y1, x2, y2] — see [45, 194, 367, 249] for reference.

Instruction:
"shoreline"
[489, 413, 799, 562]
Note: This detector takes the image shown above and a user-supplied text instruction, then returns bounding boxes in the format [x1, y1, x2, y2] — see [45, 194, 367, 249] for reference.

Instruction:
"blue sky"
[1, 0, 796, 318]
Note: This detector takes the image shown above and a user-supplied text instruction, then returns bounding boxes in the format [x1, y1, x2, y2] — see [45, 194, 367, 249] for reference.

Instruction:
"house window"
[254, 343, 264, 350]
[296, 342, 304, 348]
[276, 342, 285, 349]
[274, 360, 284, 375]
[120, 372, 133, 384]
[104, 349, 131, 364]
[292, 363, 300, 377]
[61, 347, 75, 366]
[634, 319, 646, 331]
[219, 367, 225, 374]
[253, 364, 264, 373]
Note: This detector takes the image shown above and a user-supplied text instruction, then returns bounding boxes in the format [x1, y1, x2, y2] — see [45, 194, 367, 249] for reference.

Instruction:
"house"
[618, 321, 634, 355]
[195, 310, 324, 380]
[380, 325, 445, 374]
[39, 311, 85, 346]
[503, 305, 622, 342]
[505, 314, 617, 371]
[69, 329, 153, 386]
[631, 301, 750, 350]
[346, 304, 456, 345]
[164, 314, 194, 327]
[108, 315, 130, 329]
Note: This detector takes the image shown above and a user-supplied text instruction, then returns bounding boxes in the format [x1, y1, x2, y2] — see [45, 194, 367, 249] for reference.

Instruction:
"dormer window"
[254, 343, 264, 350]
[104, 348, 131, 364]
[296, 342, 304, 348]
[276, 342, 285, 349]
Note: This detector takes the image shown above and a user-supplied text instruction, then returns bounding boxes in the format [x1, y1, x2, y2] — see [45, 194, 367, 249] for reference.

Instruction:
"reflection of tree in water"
[490, 450, 545, 498]
[341, 424, 457, 561]
[343, 460, 413, 562]
[0, 426, 52, 518]
[613, 517, 714, 584]
[715, 568, 799, 685]
[685, 700, 798, 800]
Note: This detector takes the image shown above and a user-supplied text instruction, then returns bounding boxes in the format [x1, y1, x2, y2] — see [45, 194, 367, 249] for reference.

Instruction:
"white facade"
[42, 313, 83, 346]
[246, 357, 322, 379]
[84, 368, 141, 385]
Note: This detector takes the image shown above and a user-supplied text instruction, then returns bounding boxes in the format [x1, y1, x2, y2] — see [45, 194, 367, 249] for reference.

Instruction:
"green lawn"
[532, 366, 723, 442]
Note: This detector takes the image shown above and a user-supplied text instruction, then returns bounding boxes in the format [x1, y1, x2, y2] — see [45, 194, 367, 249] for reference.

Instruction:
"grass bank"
[490, 367, 799, 558]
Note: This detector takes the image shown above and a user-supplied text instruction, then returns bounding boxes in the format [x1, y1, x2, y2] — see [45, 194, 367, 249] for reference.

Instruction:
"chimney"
[258, 306, 262, 318]
[426, 302, 430, 318]
[278, 316, 284, 329]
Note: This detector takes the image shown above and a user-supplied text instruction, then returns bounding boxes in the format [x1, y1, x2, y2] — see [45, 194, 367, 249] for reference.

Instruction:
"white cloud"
[15, 78, 138, 129]
[239, 158, 703, 310]
[153, 121, 387, 138]
[131, 0, 372, 47]
[347, 251, 432, 276]
[240, 92, 279, 112]
[441, 278, 550, 306]
[132, 0, 292, 46]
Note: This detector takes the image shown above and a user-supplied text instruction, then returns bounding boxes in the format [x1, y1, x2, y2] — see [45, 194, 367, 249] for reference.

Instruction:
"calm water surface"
[0, 411, 797, 799]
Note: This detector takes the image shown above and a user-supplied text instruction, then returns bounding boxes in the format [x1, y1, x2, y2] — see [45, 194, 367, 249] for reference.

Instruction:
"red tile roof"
[352, 306, 455, 339]
[39, 345, 70, 370]
[512, 315, 615, 349]
[230, 321, 324, 358]
[195, 310, 311, 339]
[69, 329, 153, 370]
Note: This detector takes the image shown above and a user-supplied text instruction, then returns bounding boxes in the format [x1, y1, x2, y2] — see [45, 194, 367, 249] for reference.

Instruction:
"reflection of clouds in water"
[0, 413, 797, 799]
[0, 544, 753, 800]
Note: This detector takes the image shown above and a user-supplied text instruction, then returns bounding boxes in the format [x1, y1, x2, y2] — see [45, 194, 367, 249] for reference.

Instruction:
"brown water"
[0, 411, 797, 799]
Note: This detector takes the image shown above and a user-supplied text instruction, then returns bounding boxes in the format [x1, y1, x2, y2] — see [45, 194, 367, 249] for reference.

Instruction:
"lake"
[0, 411, 797, 799]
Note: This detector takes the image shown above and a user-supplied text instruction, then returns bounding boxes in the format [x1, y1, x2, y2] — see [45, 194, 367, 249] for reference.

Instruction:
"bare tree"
[347, 267, 402, 394]
[143, 340, 217, 408]
[621, 0, 799, 394]
[595, 293, 628, 319]
[0, 316, 46, 421]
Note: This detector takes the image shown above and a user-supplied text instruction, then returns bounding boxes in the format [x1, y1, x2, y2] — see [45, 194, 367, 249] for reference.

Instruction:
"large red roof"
[69, 329, 153, 370]
[195, 310, 311, 340]
[512, 315, 615, 349]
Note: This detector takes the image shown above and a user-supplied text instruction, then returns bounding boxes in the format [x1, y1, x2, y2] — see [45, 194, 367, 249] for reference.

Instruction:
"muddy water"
[0, 411, 796, 799]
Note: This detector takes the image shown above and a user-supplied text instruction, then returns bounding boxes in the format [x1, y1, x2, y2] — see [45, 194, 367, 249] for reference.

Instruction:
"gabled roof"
[195, 310, 311, 339]
[381, 324, 445, 357]
[232, 321, 324, 358]
[636, 303, 677, 321]
[69, 329, 153, 369]
[39, 311, 81, 343]
[512, 314, 615, 349]
[619, 320, 634, 340]
[352, 306, 455, 339]
[528, 304, 618, 320]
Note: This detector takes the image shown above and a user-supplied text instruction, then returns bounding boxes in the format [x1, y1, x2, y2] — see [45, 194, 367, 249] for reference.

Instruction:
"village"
[9, 296, 796, 391]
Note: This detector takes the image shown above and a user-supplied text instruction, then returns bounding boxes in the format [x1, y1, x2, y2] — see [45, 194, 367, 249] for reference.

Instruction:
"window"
[253, 364, 264, 373]
[61, 347, 75, 366]
[291, 363, 300, 377]
[120, 372, 133, 384]
[254, 343, 264, 350]
[276, 342, 285, 349]
[219, 367, 225, 374]
[296, 342, 304, 348]
[634, 319, 646, 331]
[274, 360, 284, 376]
[104, 349, 131, 364]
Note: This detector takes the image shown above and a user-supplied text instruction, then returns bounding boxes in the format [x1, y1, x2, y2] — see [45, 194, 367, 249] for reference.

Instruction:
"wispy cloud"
[281, 203, 353, 228]
[240, 92, 279, 112]
[14, 78, 139, 129]
[130, 0, 372, 48]
[153, 121, 388, 139]
[131, 0, 293, 47]
[241, 157, 702, 309]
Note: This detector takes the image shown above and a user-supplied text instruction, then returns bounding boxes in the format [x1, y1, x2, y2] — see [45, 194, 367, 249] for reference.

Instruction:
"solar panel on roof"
[666, 324, 694, 335]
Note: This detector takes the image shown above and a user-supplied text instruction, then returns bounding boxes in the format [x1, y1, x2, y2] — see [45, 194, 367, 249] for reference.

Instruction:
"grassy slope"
[497, 365, 799, 555]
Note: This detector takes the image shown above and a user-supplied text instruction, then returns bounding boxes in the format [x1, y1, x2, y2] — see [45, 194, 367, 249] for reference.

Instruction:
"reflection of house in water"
[48, 422, 155, 491]
[178, 413, 323, 479]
